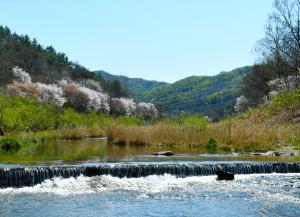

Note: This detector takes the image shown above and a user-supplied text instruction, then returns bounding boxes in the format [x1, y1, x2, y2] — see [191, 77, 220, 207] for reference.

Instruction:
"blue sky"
[0, 0, 273, 82]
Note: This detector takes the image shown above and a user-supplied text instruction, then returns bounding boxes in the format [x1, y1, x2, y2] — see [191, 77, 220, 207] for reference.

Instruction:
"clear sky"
[0, 0, 273, 82]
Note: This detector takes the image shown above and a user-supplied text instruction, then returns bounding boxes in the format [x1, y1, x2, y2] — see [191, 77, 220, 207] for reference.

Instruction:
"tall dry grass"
[106, 107, 300, 151]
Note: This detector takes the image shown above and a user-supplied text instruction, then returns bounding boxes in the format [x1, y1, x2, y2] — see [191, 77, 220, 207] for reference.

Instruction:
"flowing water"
[0, 138, 299, 217]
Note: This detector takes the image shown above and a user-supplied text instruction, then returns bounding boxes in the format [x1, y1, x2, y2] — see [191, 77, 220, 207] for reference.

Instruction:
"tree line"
[242, 0, 300, 107]
[0, 26, 128, 98]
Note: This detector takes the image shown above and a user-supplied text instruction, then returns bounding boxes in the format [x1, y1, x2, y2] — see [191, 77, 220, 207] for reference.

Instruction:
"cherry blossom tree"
[234, 95, 249, 113]
[7, 66, 158, 117]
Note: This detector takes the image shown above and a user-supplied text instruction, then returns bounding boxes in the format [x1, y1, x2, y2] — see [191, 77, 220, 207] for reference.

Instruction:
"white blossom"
[8, 66, 158, 117]
[78, 85, 110, 113]
[264, 75, 300, 102]
[82, 79, 103, 92]
[268, 76, 299, 94]
[58, 79, 69, 86]
[36, 83, 66, 106]
[234, 95, 248, 113]
[136, 102, 158, 117]
[12, 66, 32, 83]
[119, 98, 136, 115]
[111, 98, 137, 115]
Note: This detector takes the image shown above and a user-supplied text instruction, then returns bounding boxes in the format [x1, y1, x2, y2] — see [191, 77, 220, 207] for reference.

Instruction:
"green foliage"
[272, 88, 300, 106]
[139, 66, 251, 118]
[204, 138, 217, 152]
[113, 115, 144, 126]
[96, 67, 251, 118]
[179, 113, 208, 128]
[155, 114, 208, 128]
[57, 108, 85, 128]
[0, 94, 110, 134]
[260, 88, 300, 117]
[0, 137, 20, 153]
[0, 94, 57, 132]
[0, 93, 151, 148]
[95, 70, 167, 97]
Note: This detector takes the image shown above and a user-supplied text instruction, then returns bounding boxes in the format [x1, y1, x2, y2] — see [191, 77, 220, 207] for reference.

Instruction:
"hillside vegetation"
[96, 67, 251, 119]
[95, 70, 168, 97]
[141, 66, 251, 118]
[0, 26, 128, 98]
[0, 93, 146, 151]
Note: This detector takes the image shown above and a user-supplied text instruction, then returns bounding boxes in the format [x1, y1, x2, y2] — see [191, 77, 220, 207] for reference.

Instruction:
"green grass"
[0, 93, 150, 148]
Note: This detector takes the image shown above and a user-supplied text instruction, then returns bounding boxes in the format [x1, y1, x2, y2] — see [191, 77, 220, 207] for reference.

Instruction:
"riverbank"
[107, 89, 300, 152]
[1, 89, 300, 155]
[0, 93, 144, 152]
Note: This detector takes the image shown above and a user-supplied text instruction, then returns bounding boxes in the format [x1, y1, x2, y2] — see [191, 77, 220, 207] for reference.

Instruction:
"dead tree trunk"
[0, 126, 4, 136]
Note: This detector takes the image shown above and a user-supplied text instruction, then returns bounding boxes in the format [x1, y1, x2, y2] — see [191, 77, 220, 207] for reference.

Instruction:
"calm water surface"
[0, 138, 299, 217]
[0, 138, 298, 165]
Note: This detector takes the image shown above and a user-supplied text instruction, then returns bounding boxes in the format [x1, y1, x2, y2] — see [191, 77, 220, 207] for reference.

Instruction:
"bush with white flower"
[12, 66, 32, 83]
[7, 66, 158, 117]
[234, 95, 249, 113]
[36, 83, 65, 106]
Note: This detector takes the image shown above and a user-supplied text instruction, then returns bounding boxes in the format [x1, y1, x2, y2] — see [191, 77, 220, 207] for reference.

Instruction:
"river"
[0, 138, 299, 217]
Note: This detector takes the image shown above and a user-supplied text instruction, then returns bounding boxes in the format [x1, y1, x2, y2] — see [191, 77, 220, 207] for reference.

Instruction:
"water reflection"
[0, 138, 298, 165]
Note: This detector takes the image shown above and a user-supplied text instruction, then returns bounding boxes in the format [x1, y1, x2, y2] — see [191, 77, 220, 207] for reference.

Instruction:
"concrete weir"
[1, 162, 300, 188]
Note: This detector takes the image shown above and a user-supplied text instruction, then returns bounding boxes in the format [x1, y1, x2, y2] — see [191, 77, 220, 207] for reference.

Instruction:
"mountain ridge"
[95, 66, 252, 118]
[95, 70, 168, 96]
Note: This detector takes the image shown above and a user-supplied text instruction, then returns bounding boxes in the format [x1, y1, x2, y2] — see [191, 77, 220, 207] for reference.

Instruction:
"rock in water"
[152, 151, 174, 156]
[216, 170, 234, 180]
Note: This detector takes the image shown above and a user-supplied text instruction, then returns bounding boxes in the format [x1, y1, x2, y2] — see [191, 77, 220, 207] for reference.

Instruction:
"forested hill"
[0, 25, 250, 118]
[0, 26, 128, 98]
[96, 66, 251, 119]
[95, 70, 168, 96]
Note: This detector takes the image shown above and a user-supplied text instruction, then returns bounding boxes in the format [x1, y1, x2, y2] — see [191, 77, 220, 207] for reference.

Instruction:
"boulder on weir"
[152, 151, 174, 156]
[216, 170, 234, 181]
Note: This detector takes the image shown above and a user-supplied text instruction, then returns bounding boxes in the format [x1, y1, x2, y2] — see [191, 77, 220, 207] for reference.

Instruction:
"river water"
[0, 138, 299, 217]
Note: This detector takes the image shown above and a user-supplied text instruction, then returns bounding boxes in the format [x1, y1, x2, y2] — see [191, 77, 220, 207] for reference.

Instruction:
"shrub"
[57, 108, 85, 128]
[0, 137, 21, 152]
[110, 98, 136, 116]
[12, 66, 32, 83]
[63, 83, 89, 112]
[136, 102, 158, 118]
[204, 138, 217, 151]
[234, 95, 249, 113]
[36, 82, 65, 106]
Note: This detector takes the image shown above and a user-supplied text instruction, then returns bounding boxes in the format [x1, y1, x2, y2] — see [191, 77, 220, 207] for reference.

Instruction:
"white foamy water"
[0, 173, 299, 205]
[0, 173, 299, 217]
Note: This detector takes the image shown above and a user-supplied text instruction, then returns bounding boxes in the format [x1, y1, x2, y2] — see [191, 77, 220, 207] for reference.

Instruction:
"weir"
[0, 162, 300, 188]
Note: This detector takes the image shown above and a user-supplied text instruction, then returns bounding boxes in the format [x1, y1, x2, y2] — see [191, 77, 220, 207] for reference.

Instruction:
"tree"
[62, 83, 89, 113]
[243, 64, 275, 105]
[265, 0, 300, 80]
[243, 0, 300, 105]
[234, 96, 249, 113]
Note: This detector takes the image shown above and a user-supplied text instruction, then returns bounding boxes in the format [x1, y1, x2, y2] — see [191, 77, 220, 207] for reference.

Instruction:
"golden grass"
[106, 105, 300, 151]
